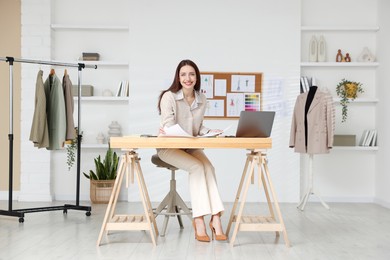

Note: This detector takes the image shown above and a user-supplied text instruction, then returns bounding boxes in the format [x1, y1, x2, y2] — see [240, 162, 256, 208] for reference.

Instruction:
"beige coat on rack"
[63, 71, 76, 141]
[29, 70, 49, 148]
[289, 90, 335, 154]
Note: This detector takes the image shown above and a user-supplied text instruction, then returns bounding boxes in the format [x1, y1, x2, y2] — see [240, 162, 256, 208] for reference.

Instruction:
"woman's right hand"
[159, 127, 166, 135]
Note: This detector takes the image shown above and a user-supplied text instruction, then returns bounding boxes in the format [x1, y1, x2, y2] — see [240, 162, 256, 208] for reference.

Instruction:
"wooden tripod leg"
[97, 155, 126, 246]
[226, 155, 252, 236]
[134, 158, 158, 245]
[259, 155, 277, 236]
[230, 155, 257, 247]
[263, 160, 291, 247]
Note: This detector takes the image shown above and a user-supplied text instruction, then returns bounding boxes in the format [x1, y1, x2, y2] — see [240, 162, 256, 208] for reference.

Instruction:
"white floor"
[0, 201, 390, 260]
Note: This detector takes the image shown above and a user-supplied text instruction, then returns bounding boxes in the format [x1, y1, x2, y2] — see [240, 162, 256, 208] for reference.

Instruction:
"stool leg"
[175, 206, 184, 229]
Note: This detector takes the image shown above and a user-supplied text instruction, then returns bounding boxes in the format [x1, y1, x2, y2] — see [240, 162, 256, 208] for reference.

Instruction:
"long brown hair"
[157, 59, 201, 114]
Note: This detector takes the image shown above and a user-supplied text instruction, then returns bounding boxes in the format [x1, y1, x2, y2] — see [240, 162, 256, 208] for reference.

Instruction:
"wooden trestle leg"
[226, 150, 290, 247]
[97, 150, 159, 246]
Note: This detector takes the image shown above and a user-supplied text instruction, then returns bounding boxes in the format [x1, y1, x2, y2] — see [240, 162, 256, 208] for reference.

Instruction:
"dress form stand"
[297, 86, 330, 211]
[297, 154, 330, 211]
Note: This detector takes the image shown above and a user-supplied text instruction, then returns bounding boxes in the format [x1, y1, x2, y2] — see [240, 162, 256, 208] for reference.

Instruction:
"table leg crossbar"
[226, 150, 290, 247]
[97, 151, 159, 246]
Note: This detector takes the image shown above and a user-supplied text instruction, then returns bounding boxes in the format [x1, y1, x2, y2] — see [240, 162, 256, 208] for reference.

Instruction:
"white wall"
[126, 0, 301, 203]
[376, 0, 390, 207]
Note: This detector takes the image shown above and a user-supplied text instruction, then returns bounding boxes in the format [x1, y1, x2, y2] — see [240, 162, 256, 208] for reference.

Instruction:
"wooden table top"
[110, 136, 272, 150]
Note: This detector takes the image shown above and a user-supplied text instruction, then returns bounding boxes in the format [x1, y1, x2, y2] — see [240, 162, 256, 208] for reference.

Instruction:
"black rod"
[0, 56, 97, 69]
[76, 65, 82, 206]
[7, 58, 14, 211]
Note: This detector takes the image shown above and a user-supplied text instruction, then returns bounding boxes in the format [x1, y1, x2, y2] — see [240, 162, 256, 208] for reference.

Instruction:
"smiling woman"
[0, 0, 21, 192]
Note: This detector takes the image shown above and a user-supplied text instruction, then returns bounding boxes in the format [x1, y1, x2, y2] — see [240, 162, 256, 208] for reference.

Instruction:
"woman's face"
[179, 65, 196, 90]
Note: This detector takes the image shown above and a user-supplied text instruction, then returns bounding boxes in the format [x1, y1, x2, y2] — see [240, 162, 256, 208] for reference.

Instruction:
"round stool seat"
[151, 154, 178, 170]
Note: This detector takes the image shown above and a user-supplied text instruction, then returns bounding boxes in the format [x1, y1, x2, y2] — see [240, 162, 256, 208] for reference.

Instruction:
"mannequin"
[304, 86, 317, 148]
[298, 85, 330, 211]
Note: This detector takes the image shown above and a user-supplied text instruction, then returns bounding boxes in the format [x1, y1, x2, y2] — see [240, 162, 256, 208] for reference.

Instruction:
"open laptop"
[235, 111, 275, 137]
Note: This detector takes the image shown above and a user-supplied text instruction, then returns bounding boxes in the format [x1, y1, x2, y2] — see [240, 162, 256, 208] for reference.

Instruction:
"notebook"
[235, 111, 275, 137]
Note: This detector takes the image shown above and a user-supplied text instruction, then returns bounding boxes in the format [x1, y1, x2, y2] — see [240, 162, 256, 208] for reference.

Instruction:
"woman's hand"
[208, 129, 223, 135]
[159, 127, 166, 135]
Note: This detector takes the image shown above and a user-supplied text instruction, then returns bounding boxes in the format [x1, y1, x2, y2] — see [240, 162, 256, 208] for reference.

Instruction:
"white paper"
[205, 99, 225, 117]
[161, 124, 231, 138]
[215, 79, 227, 96]
[162, 124, 193, 137]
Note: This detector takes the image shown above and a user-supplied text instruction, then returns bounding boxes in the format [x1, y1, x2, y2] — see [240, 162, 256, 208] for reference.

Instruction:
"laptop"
[235, 111, 275, 137]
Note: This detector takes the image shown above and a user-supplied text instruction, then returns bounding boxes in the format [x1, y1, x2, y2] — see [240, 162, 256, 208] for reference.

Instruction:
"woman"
[157, 59, 227, 242]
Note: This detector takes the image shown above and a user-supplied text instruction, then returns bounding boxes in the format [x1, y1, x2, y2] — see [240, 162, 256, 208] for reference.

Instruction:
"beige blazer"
[289, 90, 335, 154]
[63, 74, 76, 141]
[29, 70, 49, 148]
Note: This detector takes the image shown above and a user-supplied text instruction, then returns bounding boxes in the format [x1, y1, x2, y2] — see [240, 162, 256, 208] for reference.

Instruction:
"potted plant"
[83, 148, 119, 204]
[336, 78, 364, 123]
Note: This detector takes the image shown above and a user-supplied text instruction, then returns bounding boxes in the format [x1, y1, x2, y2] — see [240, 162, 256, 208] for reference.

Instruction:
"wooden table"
[97, 136, 290, 247]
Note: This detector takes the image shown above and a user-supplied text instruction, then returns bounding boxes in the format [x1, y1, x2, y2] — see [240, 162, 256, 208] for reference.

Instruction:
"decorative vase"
[108, 121, 122, 137]
[309, 35, 318, 62]
[96, 132, 105, 144]
[317, 35, 326, 62]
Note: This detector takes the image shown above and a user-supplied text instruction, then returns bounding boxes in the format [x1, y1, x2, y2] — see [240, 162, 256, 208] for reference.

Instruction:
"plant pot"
[344, 83, 358, 99]
[90, 179, 115, 204]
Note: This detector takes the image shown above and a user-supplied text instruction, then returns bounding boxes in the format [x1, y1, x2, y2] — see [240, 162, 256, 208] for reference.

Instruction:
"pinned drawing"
[227, 93, 244, 117]
[200, 74, 214, 98]
[231, 75, 255, 92]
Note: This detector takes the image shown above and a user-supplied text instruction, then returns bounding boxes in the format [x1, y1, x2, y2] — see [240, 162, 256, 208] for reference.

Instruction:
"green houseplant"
[65, 127, 81, 171]
[336, 78, 364, 123]
[83, 148, 119, 203]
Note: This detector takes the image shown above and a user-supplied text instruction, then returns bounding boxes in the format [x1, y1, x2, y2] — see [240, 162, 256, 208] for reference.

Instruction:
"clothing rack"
[0, 56, 97, 223]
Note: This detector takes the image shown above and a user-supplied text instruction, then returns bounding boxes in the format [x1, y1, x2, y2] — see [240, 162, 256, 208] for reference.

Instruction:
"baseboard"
[297, 195, 375, 203]
[0, 191, 20, 200]
[17, 193, 53, 202]
[373, 198, 390, 209]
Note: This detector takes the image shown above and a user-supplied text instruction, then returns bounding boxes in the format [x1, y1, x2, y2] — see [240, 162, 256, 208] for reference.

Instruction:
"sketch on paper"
[205, 99, 224, 117]
[200, 74, 214, 98]
[231, 75, 255, 92]
[244, 93, 261, 111]
[214, 79, 227, 96]
[226, 93, 244, 117]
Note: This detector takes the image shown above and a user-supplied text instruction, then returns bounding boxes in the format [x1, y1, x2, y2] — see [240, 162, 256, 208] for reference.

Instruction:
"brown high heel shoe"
[209, 217, 228, 241]
[192, 220, 210, 242]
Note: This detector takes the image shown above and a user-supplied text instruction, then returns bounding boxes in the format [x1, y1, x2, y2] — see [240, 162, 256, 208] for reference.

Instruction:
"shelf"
[74, 96, 129, 102]
[300, 62, 379, 67]
[80, 143, 112, 149]
[301, 26, 380, 32]
[333, 98, 379, 104]
[51, 24, 129, 30]
[81, 60, 129, 67]
[333, 146, 378, 151]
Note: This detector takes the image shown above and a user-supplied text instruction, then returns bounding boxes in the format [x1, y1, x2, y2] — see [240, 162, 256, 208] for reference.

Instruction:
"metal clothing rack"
[0, 56, 97, 223]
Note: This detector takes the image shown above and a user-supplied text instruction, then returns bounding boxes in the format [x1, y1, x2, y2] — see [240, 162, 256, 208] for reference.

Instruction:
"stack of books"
[82, 52, 100, 61]
[116, 80, 129, 97]
[300, 76, 315, 93]
[359, 129, 378, 147]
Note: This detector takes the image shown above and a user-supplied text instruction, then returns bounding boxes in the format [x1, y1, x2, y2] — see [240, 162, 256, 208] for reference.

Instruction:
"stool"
[151, 154, 192, 236]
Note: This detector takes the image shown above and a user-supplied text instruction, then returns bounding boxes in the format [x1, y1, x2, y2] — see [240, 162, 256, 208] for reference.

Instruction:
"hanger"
[64, 69, 68, 76]
[50, 68, 55, 75]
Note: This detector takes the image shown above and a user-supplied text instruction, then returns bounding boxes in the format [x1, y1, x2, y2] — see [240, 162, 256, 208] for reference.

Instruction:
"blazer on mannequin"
[289, 86, 335, 154]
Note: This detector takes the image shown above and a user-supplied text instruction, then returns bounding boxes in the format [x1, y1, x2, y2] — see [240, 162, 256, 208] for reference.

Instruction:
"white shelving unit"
[50, 18, 130, 146]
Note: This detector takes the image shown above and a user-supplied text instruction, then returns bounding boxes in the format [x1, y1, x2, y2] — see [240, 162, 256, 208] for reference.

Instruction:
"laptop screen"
[235, 111, 275, 137]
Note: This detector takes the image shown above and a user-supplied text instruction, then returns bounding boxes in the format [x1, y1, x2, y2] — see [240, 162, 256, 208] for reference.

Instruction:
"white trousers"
[157, 148, 224, 218]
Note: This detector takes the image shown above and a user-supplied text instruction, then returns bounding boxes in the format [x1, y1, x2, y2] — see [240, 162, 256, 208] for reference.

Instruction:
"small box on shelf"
[333, 135, 356, 146]
[72, 85, 94, 96]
